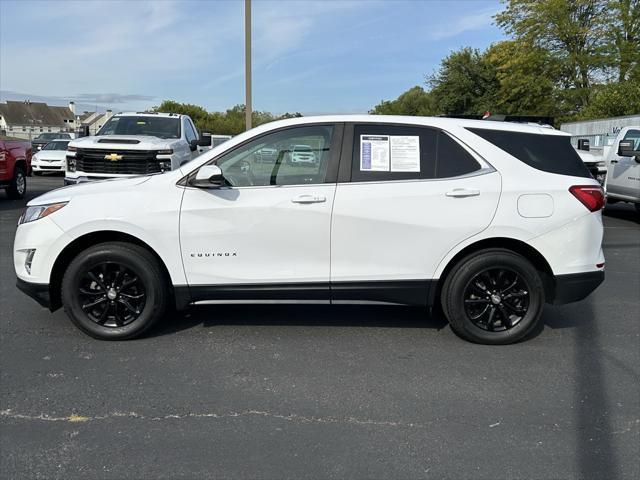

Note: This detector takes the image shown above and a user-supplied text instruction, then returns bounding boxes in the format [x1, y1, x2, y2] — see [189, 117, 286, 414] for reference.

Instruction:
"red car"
[0, 135, 32, 199]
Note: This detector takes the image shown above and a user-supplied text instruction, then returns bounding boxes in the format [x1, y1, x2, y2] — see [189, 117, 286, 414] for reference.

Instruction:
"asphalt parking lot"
[1, 175, 638, 479]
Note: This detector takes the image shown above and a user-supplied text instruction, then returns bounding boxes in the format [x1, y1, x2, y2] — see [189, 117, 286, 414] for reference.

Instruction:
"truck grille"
[75, 148, 162, 175]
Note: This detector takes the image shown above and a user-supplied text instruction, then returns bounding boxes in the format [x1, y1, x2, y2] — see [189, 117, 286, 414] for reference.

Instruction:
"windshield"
[35, 133, 68, 141]
[97, 116, 181, 139]
[42, 141, 69, 151]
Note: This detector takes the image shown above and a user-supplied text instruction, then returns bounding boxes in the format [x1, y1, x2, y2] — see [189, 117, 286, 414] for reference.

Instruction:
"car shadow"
[603, 203, 639, 224]
[149, 303, 450, 338]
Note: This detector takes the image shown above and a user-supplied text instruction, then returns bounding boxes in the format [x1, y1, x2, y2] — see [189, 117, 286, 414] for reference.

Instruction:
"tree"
[369, 86, 437, 116]
[153, 101, 302, 135]
[604, 0, 640, 81]
[579, 80, 640, 118]
[486, 40, 559, 116]
[495, 0, 607, 110]
[427, 47, 499, 115]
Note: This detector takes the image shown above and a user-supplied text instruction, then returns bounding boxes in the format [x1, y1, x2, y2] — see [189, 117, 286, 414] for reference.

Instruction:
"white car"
[32, 139, 70, 175]
[288, 144, 317, 164]
[65, 112, 205, 185]
[14, 115, 605, 344]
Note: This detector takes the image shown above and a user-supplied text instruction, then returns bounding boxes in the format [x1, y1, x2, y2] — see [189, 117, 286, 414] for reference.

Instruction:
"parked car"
[32, 132, 72, 152]
[32, 139, 69, 175]
[15, 115, 605, 344]
[65, 112, 207, 185]
[603, 126, 640, 212]
[575, 147, 607, 186]
[288, 144, 317, 164]
[1, 135, 32, 199]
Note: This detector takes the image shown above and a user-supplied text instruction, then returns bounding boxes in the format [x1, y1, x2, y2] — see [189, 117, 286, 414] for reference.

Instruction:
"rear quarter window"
[467, 128, 591, 178]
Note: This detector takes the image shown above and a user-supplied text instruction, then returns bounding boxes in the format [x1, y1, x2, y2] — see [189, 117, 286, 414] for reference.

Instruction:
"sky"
[0, 0, 505, 115]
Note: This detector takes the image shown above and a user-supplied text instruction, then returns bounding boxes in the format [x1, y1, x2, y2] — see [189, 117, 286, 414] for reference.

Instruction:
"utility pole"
[245, 0, 252, 131]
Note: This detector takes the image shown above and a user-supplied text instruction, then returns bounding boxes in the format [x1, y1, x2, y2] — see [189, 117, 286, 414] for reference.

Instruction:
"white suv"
[14, 115, 605, 344]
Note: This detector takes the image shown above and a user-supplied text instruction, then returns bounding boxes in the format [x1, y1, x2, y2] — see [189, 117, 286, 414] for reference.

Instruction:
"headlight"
[157, 149, 173, 155]
[18, 202, 67, 225]
[597, 161, 606, 168]
[67, 146, 77, 152]
[67, 156, 76, 172]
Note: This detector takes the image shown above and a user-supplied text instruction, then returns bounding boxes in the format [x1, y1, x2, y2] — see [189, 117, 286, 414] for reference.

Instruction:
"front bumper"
[16, 277, 51, 309]
[551, 270, 605, 304]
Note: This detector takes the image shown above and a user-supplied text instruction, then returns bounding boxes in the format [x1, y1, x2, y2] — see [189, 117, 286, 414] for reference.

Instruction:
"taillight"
[569, 185, 605, 212]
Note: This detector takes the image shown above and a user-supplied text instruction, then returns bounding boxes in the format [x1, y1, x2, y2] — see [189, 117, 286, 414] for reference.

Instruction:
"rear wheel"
[7, 165, 26, 199]
[61, 242, 169, 340]
[441, 249, 544, 344]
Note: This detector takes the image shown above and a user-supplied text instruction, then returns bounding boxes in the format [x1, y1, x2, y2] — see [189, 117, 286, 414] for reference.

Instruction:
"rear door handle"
[445, 188, 480, 198]
[291, 194, 326, 204]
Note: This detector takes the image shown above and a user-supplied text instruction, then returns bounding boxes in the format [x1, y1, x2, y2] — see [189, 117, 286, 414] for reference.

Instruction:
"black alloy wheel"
[463, 268, 530, 332]
[61, 242, 169, 340]
[441, 248, 544, 344]
[78, 262, 146, 328]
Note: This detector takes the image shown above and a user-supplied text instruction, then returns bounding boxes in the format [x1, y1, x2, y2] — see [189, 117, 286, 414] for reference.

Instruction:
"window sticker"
[360, 135, 390, 171]
[390, 136, 420, 172]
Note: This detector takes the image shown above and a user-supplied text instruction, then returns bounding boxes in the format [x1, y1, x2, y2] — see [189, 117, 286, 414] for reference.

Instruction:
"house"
[79, 109, 114, 136]
[0, 100, 79, 139]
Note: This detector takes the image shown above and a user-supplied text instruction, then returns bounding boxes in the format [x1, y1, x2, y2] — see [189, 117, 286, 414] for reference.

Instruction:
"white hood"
[69, 135, 180, 151]
[28, 176, 153, 206]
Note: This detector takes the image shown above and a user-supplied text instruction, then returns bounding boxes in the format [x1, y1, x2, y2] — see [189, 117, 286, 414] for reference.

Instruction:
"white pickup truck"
[65, 112, 208, 185]
[603, 126, 640, 212]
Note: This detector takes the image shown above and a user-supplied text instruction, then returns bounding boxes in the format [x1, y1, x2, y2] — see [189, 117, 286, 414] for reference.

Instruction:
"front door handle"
[445, 188, 480, 198]
[291, 194, 326, 204]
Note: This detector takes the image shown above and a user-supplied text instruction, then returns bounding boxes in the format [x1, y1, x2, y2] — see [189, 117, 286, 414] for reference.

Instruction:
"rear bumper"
[16, 277, 51, 309]
[551, 270, 604, 305]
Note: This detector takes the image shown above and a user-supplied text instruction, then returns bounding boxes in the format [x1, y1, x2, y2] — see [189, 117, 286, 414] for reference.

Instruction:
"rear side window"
[351, 124, 437, 182]
[436, 133, 482, 178]
[467, 128, 591, 178]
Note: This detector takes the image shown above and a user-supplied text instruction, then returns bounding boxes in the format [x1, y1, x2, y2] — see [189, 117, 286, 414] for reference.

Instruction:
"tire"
[61, 242, 169, 340]
[7, 165, 26, 199]
[441, 248, 544, 345]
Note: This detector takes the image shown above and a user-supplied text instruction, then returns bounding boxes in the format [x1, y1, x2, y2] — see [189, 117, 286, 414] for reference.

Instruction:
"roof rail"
[438, 113, 554, 126]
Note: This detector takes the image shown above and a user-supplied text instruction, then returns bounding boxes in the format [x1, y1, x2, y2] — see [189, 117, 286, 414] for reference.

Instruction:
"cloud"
[72, 93, 156, 104]
[427, 7, 498, 40]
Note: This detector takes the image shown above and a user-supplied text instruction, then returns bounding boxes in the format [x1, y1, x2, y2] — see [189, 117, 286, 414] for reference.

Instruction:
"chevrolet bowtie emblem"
[105, 153, 123, 161]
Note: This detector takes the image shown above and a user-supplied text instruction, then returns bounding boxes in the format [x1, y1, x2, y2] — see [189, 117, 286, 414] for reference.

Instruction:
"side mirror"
[190, 165, 224, 188]
[197, 134, 212, 147]
[577, 138, 590, 151]
[189, 139, 199, 152]
[617, 139, 640, 157]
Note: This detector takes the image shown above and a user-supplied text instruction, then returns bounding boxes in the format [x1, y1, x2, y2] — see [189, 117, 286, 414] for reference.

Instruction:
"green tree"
[604, 0, 640, 81]
[495, 0, 607, 109]
[579, 80, 640, 118]
[369, 86, 437, 116]
[153, 101, 302, 136]
[486, 40, 559, 116]
[427, 47, 499, 115]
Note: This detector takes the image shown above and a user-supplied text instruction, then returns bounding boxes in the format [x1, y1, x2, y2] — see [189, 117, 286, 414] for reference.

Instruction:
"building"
[560, 114, 640, 155]
[0, 100, 77, 139]
[0, 100, 115, 139]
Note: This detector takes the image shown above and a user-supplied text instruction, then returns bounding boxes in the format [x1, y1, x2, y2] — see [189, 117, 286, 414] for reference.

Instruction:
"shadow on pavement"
[603, 203, 639, 224]
[150, 304, 450, 338]
[574, 301, 618, 479]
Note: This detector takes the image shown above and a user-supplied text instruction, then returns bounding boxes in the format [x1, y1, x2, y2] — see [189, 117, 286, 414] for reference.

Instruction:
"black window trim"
[178, 122, 344, 189]
[337, 122, 494, 185]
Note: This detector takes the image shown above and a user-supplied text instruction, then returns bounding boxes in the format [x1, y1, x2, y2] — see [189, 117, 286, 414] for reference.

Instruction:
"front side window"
[184, 120, 197, 143]
[97, 116, 181, 139]
[213, 125, 334, 187]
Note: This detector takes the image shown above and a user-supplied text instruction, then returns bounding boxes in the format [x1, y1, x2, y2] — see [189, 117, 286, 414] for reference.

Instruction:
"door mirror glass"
[191, 165, 224, 188]
[197, 132, 212, 147]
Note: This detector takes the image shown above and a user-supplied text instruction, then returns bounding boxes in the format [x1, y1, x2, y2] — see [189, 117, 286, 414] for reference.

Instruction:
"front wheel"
[61, 242, 169, 340]
[7, 166, 26, 199]
[441, 249, 544, 345]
